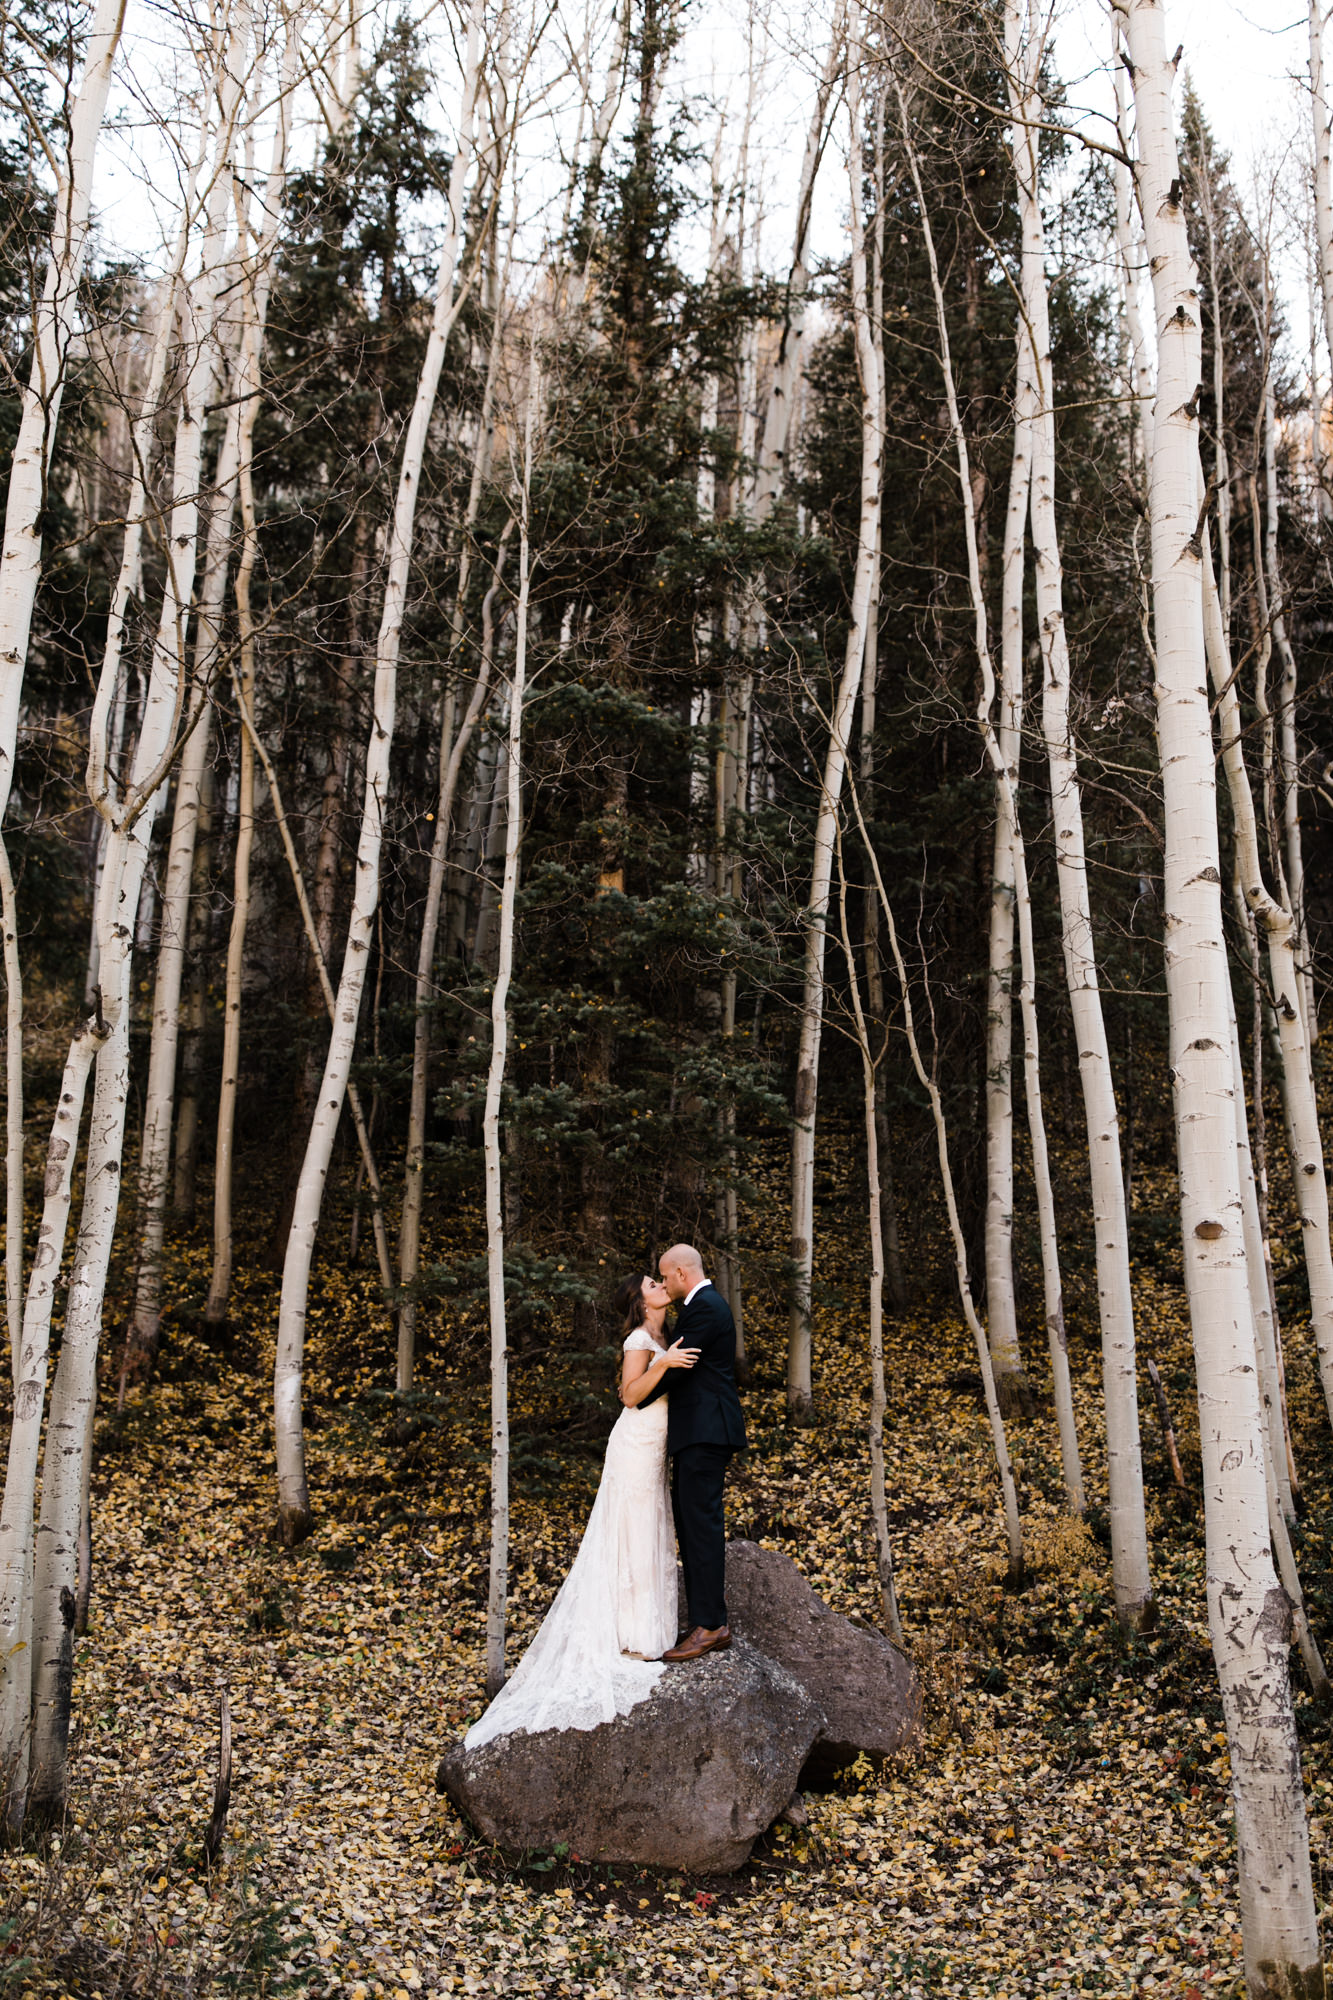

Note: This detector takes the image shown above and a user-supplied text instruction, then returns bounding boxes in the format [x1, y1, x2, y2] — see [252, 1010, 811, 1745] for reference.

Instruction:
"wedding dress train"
[464, 1327, 676, 1749]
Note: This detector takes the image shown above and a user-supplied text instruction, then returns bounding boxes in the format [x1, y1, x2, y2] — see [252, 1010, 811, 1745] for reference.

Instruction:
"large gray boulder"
[720, 1540, 920, 1783]
[436, 1637, 823, 1873]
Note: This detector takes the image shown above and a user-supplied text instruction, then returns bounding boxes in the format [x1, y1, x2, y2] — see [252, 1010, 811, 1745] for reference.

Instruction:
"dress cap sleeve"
[623, 1327, 659, 1353]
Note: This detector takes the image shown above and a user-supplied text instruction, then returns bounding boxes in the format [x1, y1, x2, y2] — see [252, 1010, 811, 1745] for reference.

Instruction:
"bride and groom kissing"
[464, 1244, 747, 1750]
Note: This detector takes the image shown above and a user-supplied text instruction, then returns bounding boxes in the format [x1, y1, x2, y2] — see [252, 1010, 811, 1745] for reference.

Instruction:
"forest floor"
[6, 1127, 1333, 1999]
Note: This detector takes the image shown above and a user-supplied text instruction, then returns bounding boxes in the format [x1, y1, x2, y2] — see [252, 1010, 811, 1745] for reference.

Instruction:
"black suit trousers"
[672, 1443, 731, 1629]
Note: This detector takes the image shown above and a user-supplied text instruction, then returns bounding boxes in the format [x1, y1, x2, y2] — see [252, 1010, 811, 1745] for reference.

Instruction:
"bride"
[463, 1274, 698, 1749]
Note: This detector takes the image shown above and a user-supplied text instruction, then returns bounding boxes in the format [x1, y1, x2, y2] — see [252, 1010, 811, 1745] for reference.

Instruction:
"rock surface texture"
[437, 1637, 823, 1872]
[721, 1540, 920, 1783]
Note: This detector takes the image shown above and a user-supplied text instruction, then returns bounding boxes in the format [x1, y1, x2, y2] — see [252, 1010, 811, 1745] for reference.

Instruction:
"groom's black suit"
[642, 1282, 746, 1630]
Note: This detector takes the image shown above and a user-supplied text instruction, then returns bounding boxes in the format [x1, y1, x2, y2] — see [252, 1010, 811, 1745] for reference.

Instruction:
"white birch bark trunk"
[398, 530, 511, 1393]
[754, 5, 844, 523]
[787, 35, 881, 1420]
[898, 77, 1065, 1552]
[1012, 2, 1151, 1625]
[984, 203, 1033, 1415]
[128, 526, 227, 1359]
[24, 7, 255, 1806]
[274, 0, 485, 1540]
[1259, 319, 1315, 1042]
[1, 833, 22, 1387]
[0, 0, 127, 823]
[397, 270, 511, 1394]
[0, 1016, 102, 1816]
[850, 784, 1024, 1578]
[142, 22, 298, 1341]
[1202, 518, 1333, 1439]
[1228, 988, 1296, 1527]
[1012, 835, 1085, 1514]
[483, 385, 534, 1699]
[1124, 5, 1322, 1983]
[835, 824, 902, 1641]
[1310, 0, 1333, 402]
[1111, 58, 1153, 481]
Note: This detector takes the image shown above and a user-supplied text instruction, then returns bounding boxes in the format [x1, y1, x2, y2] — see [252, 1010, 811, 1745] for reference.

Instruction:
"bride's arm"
[621, 1340, 699, 1407]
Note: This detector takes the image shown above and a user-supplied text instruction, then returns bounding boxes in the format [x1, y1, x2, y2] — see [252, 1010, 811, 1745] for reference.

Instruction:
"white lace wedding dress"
[464, 1327, 677, 1749]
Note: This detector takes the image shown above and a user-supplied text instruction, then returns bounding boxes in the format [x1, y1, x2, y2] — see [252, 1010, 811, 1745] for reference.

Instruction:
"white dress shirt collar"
[683, 1278, 712, 1307]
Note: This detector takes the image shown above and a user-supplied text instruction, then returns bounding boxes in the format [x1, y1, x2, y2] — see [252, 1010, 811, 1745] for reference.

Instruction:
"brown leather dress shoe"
[662, 1624, 731, 1663]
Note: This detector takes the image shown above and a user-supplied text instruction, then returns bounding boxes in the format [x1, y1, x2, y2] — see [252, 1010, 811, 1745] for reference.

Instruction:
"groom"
[643, 1243, 747, 1663]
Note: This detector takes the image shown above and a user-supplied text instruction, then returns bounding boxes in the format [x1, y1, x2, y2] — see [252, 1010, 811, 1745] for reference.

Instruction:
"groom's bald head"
[659, 1243, 704, 1301]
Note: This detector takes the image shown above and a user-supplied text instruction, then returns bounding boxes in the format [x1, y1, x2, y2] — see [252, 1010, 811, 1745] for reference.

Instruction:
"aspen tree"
[988, 3, 1082, 1502]
[754, 3, 845, 521]
[1255, 256, 1314, 1041]
[22, 5, 258, 1810]
[787, 5, 881, 1421]
[206, 23, 301, 1324]
[0, 0, 127, 821]
[983, 74, 1034, 1418]
[834, 816, 903, 1641]
[0, 0, 128, 1393]
[1122, 2, 1321, 1984]
[134, 22, 299, 1358]
[894, 68, 1077, 1544]
[1009, 0, 1150, 1623]
[398, 526, 513, 1394]
[849, 781, 1024, 1579]
[1309, 1, 1333, 404]
[484, 342, 537, 1701]
[274, 0, 488, 1542]
[397, 216, 515, 1397]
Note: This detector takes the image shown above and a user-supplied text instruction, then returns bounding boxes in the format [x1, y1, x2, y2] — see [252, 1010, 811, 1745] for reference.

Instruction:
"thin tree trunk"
[0, 0, 127, 822]
[484, 357, 536, 1700]
[0, 834, 21, 1387]
[24, 8, 256, 1811]
[984, 188, 1034, 1419]
[1203, 528, 1333, 1439]
[1013, 838, 1086, 1516]
[1258, 281, 1315, 1041]
[0, 1016, 102, 1816]
[1011, 2, 1150, 1622]
[835, 822, 903, 1642]
[849, 778, 1023, 1580]
[172, 767, 215, 1220]
[787, 30, 882, 1420]
[274, 0, 487, 1542]
[1124, 5, 1322, 1984]
[398, 525, 512, 1393]
[1309, 0, 1333, 404]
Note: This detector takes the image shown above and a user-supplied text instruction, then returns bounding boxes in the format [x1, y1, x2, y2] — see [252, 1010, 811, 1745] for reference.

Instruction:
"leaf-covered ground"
[8, 1125, 1333, 1998]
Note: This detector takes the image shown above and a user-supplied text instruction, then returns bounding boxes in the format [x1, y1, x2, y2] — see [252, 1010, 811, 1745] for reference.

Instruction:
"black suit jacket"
[642, 1283, 747, 1455]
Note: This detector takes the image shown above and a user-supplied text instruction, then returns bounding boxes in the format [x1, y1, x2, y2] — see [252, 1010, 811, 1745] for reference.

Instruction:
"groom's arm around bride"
[644, 1244, 746, 1661]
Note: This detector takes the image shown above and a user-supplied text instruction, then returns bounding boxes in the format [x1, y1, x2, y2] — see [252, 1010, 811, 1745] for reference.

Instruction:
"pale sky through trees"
[91, 0, 1312, 348]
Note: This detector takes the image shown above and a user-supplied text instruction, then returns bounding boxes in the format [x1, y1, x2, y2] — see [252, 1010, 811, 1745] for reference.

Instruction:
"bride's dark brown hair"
[613, 1273, 648, 1337]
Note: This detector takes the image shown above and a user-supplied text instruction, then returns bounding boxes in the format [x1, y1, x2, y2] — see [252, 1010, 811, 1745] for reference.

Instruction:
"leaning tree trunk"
[787, 35, 882, 1421]
[1011, 0, 1151, 1625]
[1124, 4, 1322, 1987]
[274, 0, 486, 1542]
